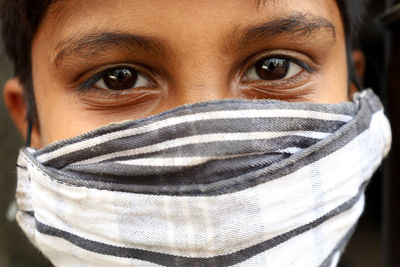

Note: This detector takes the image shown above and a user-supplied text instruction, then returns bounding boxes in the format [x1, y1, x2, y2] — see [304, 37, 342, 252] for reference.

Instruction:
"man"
[0, 1, 391, 266]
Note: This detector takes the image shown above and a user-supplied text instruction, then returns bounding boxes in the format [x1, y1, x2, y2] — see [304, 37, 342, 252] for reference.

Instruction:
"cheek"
[304, 0, 349, 103]
[312, 43, 349, 103]
[34, 90, 115, 145]
[32, 70, 101, 145]
[33, 88, 80, 146]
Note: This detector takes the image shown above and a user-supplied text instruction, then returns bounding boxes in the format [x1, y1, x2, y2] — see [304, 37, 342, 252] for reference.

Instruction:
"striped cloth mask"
[15, 89, 391, 267]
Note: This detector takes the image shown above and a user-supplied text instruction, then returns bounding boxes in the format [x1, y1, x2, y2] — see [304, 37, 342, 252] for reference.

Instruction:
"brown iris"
[103, 68, 138, 90]
[255, 58, 289, 80]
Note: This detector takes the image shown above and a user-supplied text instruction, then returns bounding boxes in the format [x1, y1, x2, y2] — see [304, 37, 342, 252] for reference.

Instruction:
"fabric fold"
[15, 89, 391, 266]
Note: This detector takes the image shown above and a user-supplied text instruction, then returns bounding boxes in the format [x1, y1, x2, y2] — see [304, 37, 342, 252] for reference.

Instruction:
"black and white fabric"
[15, 89, 391, 267]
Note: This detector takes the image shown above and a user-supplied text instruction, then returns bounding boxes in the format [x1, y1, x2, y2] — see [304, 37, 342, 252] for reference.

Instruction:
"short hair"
[0, 0, 370, 125]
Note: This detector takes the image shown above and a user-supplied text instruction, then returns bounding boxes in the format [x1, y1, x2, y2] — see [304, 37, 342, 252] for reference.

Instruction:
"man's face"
[30, 0, 348, 147]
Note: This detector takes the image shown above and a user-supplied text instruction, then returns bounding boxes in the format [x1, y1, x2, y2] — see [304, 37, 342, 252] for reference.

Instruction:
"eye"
[94, 67, 152, 90]
[246, 57, 304, 82]
[238, 55, 314, 101]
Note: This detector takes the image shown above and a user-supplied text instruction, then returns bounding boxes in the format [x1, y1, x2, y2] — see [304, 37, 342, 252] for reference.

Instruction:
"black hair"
[0, 0, 369, 127]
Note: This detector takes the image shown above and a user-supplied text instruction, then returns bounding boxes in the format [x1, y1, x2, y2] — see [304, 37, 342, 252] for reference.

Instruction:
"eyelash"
[76, 54, 313, 95]
[243, 54, 312, 79]
[76, 65, 146, 92]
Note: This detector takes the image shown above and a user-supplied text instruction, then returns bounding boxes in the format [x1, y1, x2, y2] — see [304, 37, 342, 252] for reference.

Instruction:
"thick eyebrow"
[54, 32, 172, 67]
[229, 13, 336, 51]
[54, 14, 335, 66]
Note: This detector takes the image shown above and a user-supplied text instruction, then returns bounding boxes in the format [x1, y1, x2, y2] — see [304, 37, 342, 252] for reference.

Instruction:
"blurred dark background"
[0, 1, 396, 266]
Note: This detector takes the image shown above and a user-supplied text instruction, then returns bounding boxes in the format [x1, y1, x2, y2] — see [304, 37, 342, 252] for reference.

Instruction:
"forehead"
[33, 0, 344, 73]
[40, 0, 343, 42]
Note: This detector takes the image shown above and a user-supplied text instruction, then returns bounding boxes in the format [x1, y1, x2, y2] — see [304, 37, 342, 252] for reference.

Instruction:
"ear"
[3, 78, 41, 148]
[349, 49, 366, 96]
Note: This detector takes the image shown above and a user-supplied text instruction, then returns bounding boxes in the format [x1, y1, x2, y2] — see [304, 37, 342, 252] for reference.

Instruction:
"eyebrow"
[233, 13, 336, 50]
[54, 32, 172, 67]
[53, 13, 336, 67]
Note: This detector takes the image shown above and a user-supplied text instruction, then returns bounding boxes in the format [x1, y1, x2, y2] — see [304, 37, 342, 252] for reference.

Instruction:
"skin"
[4, 0, 361, 148]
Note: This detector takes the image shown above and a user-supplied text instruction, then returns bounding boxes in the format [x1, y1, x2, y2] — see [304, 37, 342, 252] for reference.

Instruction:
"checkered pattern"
[15, 89, 391, 267]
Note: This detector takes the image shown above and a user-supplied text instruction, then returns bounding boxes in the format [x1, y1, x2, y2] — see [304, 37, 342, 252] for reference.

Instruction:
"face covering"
[15, 89, 391, 267]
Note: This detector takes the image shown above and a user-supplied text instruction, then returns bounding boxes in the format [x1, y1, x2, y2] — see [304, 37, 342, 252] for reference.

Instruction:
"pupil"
[104, 68, 138, 90]
[255, 58, 289, 80]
